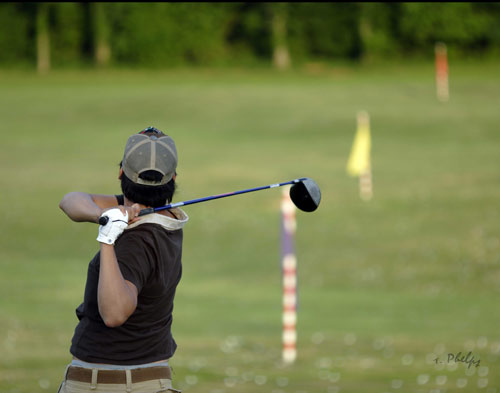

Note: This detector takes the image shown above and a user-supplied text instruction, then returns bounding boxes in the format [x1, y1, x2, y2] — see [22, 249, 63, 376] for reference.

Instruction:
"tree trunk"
[36, 3, 50, 74]
[91, 3, 111, 66]
[271, 4, 291, 70]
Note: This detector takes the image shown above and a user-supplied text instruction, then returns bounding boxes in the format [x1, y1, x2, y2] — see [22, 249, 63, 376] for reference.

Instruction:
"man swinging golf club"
[58, 127, 187, 393]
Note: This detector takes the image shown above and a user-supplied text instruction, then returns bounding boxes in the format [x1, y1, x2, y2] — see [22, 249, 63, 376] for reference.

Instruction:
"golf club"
[99, 177, 321, 226]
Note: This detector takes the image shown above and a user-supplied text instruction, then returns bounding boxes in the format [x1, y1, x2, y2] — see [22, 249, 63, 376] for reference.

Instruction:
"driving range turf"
[0, 62, 499, 392]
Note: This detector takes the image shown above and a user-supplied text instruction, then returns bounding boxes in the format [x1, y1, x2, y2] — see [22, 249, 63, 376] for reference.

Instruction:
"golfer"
[58, 127, 187, 393]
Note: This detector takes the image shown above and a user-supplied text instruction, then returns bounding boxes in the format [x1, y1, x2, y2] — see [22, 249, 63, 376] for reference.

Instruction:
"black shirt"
[70, 221, 183, 365]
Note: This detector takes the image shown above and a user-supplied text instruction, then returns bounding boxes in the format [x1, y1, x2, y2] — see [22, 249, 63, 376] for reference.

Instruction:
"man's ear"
[172, 173, 176, 181]
[119, 168, 124, 180]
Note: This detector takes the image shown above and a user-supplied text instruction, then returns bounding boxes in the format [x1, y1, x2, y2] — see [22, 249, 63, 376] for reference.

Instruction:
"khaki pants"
[58, 365, 180, 393]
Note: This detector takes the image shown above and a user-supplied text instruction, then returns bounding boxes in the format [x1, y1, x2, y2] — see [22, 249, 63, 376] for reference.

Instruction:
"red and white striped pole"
[281, 187, 297, 364]
[435, 42, 449, 102]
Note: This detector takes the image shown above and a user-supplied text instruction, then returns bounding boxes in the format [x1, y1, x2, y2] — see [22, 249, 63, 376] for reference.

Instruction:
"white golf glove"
[97, 208, 129, 245]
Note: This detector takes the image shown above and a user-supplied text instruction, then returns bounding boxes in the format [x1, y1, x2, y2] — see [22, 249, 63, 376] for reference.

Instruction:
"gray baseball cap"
[122, 133, 178, 185]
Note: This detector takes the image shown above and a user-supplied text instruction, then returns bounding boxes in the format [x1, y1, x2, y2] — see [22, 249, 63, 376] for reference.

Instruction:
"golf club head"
[289, 178, 321, 212]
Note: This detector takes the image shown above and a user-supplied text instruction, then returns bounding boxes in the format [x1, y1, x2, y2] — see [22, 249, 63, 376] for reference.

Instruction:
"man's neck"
[124, 196, 176, 219]
[123, 196, 138, 208]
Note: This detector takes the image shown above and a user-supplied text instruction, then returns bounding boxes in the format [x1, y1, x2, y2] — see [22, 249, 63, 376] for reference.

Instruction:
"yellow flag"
[347, 111, 371, 177]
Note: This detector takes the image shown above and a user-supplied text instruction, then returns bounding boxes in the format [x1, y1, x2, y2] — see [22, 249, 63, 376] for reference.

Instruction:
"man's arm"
[59, 193, 120, 223]
[98, 243, 138, 327]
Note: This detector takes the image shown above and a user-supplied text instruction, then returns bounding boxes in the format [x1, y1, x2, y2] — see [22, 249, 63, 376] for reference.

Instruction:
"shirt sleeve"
[113, 231, 152, 293]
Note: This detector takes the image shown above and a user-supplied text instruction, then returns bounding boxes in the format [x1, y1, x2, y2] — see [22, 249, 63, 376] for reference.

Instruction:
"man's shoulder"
[119, 223, 182, 248]
[121, 223, 171, 241]
[128, 222, 182, 234]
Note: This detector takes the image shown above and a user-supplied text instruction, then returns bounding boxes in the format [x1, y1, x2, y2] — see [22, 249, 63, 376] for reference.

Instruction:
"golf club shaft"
[138, 178, 308, 216]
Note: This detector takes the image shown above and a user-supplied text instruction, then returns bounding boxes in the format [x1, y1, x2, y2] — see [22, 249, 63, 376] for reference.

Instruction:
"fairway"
[0, 63, 499, 393]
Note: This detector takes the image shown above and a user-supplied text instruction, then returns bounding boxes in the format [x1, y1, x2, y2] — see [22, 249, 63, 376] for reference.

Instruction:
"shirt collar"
[125, 208, 188, 231]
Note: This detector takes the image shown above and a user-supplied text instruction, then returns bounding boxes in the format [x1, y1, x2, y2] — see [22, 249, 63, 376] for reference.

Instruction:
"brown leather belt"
[66, 366, 172, 384]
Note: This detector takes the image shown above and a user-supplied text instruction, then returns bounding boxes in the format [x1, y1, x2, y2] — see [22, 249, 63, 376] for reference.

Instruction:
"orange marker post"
[435, 42, 449, 102]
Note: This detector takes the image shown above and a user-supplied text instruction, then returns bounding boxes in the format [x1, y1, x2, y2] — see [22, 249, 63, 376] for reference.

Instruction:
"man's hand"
[97, 208, 129, 245]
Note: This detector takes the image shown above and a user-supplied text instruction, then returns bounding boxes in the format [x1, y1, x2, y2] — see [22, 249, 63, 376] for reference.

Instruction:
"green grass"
[0, 62, 499, 393]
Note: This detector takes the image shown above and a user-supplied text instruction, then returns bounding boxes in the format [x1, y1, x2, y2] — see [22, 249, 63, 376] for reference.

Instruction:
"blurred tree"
[226, 3, 272, 62]
[51, 3, 85, 66]
[36, 3, 50, 74]
[270, 3, 291, 70]
[288, 3, 361, 62]
[470, 2, 500, 55]
[399, 3, 493, 56]
[358, 3, 401, 61]
[171, 3, 233, 64]
[0, 4, 31, 64]
[90, 3, 110, 66]
[108, 3, 232, 66]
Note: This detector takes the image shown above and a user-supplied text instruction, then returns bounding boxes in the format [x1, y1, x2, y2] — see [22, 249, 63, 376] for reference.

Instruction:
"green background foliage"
[0, 3, 32, 64]
[1, 2, 500, 68]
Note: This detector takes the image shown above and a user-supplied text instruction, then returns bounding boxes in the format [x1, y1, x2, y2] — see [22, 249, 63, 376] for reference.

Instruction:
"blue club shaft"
[138, 178, 308, 216]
